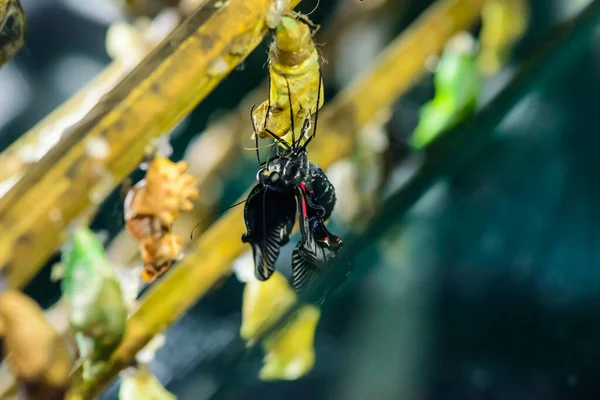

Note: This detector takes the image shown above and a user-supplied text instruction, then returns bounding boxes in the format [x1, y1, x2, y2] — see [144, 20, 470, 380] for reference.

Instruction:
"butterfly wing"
[292, 187, 343, 301]
[242, 184, 296, 281]
[291, 242, 321, 299]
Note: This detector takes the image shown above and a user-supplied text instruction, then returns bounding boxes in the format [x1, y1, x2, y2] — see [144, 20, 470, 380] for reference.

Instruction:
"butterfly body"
[258, 148, 309, 192]
[242, 147, 342, 299]
[257, 149, 336, 218]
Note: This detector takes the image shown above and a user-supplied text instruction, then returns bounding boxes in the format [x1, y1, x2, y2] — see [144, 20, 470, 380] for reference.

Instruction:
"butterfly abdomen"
[307, 162, 336, 220]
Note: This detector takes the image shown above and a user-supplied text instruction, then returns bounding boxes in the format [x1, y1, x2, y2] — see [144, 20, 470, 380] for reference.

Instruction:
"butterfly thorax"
[258, 149, 309, 192]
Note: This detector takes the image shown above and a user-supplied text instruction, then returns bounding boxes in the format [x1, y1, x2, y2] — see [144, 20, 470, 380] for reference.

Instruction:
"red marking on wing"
[300, 182, 308, 217]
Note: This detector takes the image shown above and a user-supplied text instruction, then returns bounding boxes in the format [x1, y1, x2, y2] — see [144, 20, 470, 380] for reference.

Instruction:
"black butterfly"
[242, 74, 343, 302]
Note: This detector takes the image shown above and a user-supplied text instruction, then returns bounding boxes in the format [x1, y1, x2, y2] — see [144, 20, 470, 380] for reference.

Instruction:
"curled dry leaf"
[124, 157, 199, 282]
[0, 290, 71, 399]
[125, 158, 200, 228]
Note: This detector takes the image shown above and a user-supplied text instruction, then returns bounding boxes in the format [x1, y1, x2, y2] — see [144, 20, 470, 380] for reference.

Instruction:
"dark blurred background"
[2, 0, 600, 399]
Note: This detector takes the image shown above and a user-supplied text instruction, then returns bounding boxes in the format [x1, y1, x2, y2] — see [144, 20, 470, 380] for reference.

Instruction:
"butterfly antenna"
[306, 0, 320, 17]
[190, 199, 248, 240]
[243, 142, 276, 151]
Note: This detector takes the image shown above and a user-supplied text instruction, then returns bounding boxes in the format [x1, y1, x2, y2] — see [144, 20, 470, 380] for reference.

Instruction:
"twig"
[64, 0, 485, 398]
